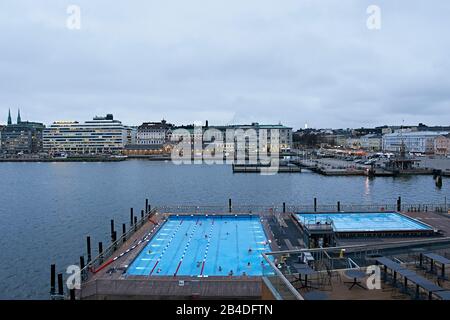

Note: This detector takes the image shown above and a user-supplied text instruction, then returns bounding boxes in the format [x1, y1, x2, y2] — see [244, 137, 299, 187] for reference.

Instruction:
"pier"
[232, 163, 301, 173]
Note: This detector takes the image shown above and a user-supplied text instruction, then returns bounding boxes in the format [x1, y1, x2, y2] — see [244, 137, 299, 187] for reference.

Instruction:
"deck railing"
[261, 237, 450, 300]
[77, 207, 159, 282]
[156, 202, 449, 215]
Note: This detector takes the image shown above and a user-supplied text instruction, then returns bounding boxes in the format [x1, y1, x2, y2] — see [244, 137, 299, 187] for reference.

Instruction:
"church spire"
[17, 108, 21, 124]
[7, 108, 12, 125]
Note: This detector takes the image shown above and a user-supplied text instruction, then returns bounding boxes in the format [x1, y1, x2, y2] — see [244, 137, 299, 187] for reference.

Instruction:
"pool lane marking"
[174, 221, 200, 276]
[200, 219, 215, 276]
[149, 219, 184, 276]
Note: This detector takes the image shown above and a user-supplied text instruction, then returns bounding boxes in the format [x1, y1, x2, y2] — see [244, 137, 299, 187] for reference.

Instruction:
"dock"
[232, 163, 301, 173]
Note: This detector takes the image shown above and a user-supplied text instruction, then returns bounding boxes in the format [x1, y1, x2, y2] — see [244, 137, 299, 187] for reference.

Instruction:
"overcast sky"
[0, 1, 449, 129]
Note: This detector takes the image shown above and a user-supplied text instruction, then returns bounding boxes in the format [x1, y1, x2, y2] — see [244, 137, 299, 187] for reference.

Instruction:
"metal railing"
[156, 203, 449, 214]
[261, 237, 450, 300]
[79, 207, 159, 280]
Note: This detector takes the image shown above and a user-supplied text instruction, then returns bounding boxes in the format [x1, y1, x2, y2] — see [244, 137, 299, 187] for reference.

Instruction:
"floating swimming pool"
[295, 212, 433, 232]
[126, 215, 273, 277]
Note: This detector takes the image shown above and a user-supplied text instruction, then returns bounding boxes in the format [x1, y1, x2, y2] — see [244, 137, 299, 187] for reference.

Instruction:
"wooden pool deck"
[77, 208, 450, 300]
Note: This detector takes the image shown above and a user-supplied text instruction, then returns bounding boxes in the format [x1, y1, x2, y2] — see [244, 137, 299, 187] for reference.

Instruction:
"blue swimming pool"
[126, 215, 273, 277]
[295, 212, 433, 232]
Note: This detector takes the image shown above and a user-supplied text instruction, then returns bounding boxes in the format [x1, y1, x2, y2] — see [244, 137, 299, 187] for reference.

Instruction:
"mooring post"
[86, 236, 92, 263]
[50, 264, 56, 295]
[110, 219, 115, 242]
[134, 216, 138, 231]
[148, 204, 151, 213]
[337, 201, 341, 212]
[314, 198, 317, 212]
[112, 231, 117, 250]
[98, 242, 103, 261]
[145, 199, 149, 213]
[130, 208, 134, 226]
[436, 176, 443, 188]
[228, 198, 232, 213]
[397, 196, 402, 212]
[57, 273, 64, 296]
[79, 256, 85, 277]
[282, 202, 286, 213]
[122, 223, 126, 242]
[141, 209, 144, 220]
[69, 289, 75, 300]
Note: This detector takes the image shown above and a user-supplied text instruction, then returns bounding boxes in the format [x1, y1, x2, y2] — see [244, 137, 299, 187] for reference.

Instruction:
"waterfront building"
[334, 134, 351, 147]
[345, 137, 362, 150]
[123, 143, 171, 156]
[137, 120, 173, 145]
[0, 125, 4, 151]
[122, 120, 173, 157]
[43, 114, 130, 155]
[171, 122, 293, 155]
[434, 134, 450, 156]
[1, 109, 45, 154]
[382, 131, 449, 154]
[360, 134, 382, 152]
[125, 126, 137, 145]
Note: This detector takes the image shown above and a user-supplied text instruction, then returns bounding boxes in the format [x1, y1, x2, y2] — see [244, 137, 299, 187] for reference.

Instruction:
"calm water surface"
[0, 160, 449, 299]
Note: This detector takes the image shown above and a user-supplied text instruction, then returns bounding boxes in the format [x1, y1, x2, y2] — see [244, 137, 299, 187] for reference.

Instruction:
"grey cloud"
[0, 0, 449, 128]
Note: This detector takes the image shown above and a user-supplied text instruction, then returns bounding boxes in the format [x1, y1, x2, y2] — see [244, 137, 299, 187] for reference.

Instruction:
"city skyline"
[1, 107, 448, 131]
[1, 1, 450, 129]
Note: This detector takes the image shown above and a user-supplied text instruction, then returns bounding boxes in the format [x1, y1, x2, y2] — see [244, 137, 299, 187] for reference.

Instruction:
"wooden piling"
[69, 288, 75, 300]
[141, 209, 144, 219]
[145, 199, 149, 213]
[314, 198, 317, 212]
[337, 201, 341, 212]
[98, 242, 103, 258]
[130, 208, 134, 226]
[110, 219, 115, 242]
[122, 223, 126, 242]
[79, 256, 85, 277]
[50, 264, 56, 295]
[397, 197, 402, 212]
[112, 231, 117, 251]
[228, 198, 232, 213]
[436, 176, 443, 188]
[86, 236, 92, 263]
[283, 202, 286, 213]
[57, 273, 64, 296]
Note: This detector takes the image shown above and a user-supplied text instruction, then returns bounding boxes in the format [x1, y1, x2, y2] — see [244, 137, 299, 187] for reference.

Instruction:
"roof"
[383, 131, 449, 137]
[138, 121, 173, 130]
[361, 133, 382, 139]
[174, 124, 292, 131]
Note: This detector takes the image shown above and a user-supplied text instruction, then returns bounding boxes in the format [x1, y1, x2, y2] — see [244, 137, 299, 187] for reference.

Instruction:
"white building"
[0, 125, 4, 151]
[43, 114, 130, 155]
[345, 138, 362, 150]
[434, 134, 450, 156]
[171, 123, 293, 154]
[360, 134, 382, 151]
[125, 126, 137, 145]
[137, 120, 173, 145]
[382, 131, 448, 154]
